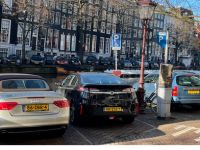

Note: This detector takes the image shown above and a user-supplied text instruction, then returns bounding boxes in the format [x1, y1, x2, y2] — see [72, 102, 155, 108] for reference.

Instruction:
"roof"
[0, 73, 45, 81]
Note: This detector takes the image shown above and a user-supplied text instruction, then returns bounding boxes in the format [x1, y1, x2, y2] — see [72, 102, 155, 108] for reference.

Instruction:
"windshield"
[177, 75, 200, 86]
[144, 74, 159, 83]
[81, 74, 127, 85]
[2, 79, 49, 89]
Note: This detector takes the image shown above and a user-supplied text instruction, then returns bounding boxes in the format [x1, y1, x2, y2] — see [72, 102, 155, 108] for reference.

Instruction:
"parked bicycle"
[144, 90, 157, 113]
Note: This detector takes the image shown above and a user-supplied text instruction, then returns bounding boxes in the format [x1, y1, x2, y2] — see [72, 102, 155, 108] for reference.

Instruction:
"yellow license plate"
[103, 107, 123, 112]
[25, 104, 49, 112]
[188, 90, 200, 95]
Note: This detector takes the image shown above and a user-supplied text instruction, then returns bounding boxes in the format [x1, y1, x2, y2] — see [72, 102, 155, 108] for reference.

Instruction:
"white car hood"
[0, 91, 62, 100]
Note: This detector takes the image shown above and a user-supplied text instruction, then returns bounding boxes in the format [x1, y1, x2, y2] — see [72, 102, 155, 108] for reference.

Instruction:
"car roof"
[0, 73, 45, 81]
[146, 70, 198, 76]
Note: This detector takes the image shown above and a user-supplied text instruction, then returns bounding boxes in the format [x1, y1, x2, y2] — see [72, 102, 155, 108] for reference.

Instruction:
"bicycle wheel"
[150, 95, 157, 113]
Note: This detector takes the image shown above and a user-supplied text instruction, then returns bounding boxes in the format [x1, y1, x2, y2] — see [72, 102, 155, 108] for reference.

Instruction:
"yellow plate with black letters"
[188, 90, 200, 95]
[24, 104, 49, 112]
[103, 107, 123, 112]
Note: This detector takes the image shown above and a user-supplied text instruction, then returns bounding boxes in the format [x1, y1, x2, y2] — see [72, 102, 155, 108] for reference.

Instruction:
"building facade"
[0, 0, 165, 61]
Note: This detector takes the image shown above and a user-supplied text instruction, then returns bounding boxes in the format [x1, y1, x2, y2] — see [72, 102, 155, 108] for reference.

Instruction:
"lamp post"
[136, 0, 157, 113]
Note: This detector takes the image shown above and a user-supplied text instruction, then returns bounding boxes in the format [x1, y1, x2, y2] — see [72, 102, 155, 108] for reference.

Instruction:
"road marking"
[135, 118, 156, 129]
[174, 125, 186, 130]
[71, 126, 93, 145]
[172, 127, 196, 137]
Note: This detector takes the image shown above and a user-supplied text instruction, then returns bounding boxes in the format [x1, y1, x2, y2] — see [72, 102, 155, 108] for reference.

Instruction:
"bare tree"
[1, 0, 51, 63]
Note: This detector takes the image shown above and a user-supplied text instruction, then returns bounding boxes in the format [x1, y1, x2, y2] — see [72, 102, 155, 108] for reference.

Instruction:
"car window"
[144, 74, 159, 83]
[2, 79, 49, 89]
[81, 74, 126, 85]
[71, 76, 78, 86]
[62, 75, 74, 86]
[177, 75, 200, 87]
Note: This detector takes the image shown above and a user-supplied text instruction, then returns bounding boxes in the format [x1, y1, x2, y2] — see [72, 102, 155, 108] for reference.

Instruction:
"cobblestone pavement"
[1, 106, 200, 145]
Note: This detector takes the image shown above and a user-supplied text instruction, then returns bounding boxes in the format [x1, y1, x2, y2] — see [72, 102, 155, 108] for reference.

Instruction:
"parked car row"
[133, 70, 200, 109]
[0, 73, 138, 137]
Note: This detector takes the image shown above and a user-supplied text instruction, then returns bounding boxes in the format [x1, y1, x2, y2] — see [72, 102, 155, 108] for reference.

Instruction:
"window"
[106, 23, 111, 34]
[62, 16, 67, 29]
[71, 35, 76, 52]
[0, 19, 11, 43]
[60, 34, 65, 51]
[133, 29, 137, 37]
[0, 48, 8, 57]
[67, 18, 72, 30]
[92, 35, 97, 52]
[72, 19, 77, 30]
[101, 22, 106, 33]
[99, 37, 104, 54]
[2, 0, 12, 14]
[105, 38, 110, 54]
[66, 34, 71, 51]
[71, 76, 78, 86]
[85, 34, 91, 52]
[46, 28, 53, 48]
[52, 30, 59, 49]
[2, 79, 49, 89]
[62, 75, 74, 86]
[17, 23, 30, 45]
[55, 12, 61, 25]
[93, 19, 98, 32]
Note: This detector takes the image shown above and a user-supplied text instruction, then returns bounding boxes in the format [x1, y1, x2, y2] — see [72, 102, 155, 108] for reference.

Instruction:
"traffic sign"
[157, 32, 168, 49]
[111, 34, 121, 50]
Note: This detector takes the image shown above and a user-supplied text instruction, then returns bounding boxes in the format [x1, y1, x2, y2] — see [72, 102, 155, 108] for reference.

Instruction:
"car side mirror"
[55, 82, 62, 86]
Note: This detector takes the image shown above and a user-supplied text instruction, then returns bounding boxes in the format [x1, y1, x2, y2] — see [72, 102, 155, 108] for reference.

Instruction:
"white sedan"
[0, 73, 69, 136]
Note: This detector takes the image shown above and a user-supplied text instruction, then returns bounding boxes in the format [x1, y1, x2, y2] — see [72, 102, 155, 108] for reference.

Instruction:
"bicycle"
[144, 90, 157, 113]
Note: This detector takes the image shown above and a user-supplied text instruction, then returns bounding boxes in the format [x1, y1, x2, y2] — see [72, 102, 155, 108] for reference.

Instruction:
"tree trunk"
[22, 22, 26, 64]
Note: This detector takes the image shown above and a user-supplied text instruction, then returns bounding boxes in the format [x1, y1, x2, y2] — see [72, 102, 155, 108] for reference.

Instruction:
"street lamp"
[136, 0, 157, 113]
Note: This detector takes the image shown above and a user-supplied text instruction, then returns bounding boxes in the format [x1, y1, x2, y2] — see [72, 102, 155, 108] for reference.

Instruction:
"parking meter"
[157, 64, 173, 118]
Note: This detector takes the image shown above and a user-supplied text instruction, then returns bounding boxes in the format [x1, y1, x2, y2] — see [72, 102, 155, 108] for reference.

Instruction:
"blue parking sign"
[111, 34, 121, 50]
[157, 32, 167, 49]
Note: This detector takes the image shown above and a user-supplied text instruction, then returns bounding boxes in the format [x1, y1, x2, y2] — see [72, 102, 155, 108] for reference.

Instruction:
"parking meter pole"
[115, 50, 118, 70]
[157, 64, 173, 119]
[164, 31, 169, 64]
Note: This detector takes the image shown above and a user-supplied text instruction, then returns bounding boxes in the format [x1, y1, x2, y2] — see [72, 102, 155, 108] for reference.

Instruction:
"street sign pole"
[115, 50, 118, 70]
[111, 33, 121, 70]
[164, 31, 169, 64]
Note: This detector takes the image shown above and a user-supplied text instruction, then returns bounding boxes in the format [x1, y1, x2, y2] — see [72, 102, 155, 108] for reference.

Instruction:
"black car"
[30, 55, 44, 65]
[85, 55, 98, 65]
[56, 73, 137, 125]
[99, 57, 112, 66]
[69, 57, 81, 65]
[5, 54, 21, 65]
[44, 55, 54, 65]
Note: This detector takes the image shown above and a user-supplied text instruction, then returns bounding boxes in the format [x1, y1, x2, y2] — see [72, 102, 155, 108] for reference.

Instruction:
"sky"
[155, 0, 200, 20]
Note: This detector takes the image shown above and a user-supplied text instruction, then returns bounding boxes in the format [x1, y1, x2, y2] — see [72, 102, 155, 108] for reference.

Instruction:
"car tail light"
[0, 102, 18, 110]
[53, 100, 70, 108]
[172, 86, 178, 96]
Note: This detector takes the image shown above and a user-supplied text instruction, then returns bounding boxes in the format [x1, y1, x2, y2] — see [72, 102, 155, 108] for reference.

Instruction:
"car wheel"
[70, 103, 80, 126]
[122, 116, 135, 124]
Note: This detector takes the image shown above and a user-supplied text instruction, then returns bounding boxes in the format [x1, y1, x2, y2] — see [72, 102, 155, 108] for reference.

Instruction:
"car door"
[69, 75, 80, 102]
[57, 75, 74, 98]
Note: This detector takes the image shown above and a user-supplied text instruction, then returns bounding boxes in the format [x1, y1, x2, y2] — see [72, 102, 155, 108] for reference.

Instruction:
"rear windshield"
[2, 79, 49, 89]
[177, 75, 200, 86]
[81, 74, 127, 85]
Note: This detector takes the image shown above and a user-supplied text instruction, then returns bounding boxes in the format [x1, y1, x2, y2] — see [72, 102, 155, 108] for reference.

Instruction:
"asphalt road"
[1, 106, 200, 145]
